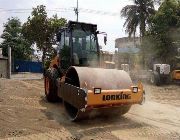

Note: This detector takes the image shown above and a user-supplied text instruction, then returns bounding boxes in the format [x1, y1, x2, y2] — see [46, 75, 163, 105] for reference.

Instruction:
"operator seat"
[73, 38, 82, 65]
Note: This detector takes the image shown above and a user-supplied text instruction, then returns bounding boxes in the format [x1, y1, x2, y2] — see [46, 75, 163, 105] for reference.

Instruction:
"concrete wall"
[115, 37, 140, 49]
[0, 48, 2, 58]
[0, 59, 8, 78]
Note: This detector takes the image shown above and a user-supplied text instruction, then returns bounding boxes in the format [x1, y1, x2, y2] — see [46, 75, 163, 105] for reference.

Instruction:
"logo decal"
[102, 92, 131, 101]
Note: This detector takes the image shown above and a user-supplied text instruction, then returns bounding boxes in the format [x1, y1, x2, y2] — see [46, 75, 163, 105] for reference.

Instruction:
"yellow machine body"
[87, 83, 144, 107]
[172, 70, 180, 80]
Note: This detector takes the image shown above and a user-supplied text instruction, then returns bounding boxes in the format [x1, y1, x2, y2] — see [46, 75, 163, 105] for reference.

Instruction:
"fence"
[14, 60, 43, 73]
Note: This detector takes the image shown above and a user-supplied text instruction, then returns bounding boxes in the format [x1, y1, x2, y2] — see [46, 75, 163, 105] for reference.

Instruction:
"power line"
[0, 7, 73, 11]
[79, 8, 119, 16]
[0, 8, 72, 14]
[0, 8, 120, 16]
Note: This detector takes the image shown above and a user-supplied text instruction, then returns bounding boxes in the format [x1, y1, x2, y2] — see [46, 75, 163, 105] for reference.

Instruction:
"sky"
[0, 0, 133, 52]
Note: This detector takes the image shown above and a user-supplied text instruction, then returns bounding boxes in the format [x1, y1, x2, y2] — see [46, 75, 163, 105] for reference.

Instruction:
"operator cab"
[57, 21, 101, 70]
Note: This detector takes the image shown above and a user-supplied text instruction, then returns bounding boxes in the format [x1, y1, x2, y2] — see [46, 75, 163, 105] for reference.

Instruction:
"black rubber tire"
[151, 72, 161, 86]
[165, 75, 171, 85]
[44, 68, 60, 102]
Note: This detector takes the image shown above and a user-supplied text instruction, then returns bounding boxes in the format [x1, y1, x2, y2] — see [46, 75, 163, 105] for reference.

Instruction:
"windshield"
[72, 29, 99, 66]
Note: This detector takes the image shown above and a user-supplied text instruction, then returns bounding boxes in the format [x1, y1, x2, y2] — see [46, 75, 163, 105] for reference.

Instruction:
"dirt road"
[0, 79, 180, 140]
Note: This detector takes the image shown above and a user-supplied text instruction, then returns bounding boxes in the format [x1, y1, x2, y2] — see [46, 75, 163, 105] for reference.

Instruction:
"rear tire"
[44, 68, 60, 102]
[165, 75, 171, 85]
[151, 72, 160, 86]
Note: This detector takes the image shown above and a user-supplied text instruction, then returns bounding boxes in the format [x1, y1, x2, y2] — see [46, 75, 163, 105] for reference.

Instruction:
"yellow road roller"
[44, 21, 145, 121]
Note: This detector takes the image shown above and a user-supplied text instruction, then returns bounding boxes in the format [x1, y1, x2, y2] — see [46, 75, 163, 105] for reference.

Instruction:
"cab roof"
[67, 21, 97, 32]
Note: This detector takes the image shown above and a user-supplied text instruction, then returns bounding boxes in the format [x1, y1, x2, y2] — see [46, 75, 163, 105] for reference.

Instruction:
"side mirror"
[104, 35, 107, 45]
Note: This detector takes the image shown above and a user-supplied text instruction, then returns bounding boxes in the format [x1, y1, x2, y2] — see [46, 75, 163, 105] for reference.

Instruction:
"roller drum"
[64, 66, 133, 121]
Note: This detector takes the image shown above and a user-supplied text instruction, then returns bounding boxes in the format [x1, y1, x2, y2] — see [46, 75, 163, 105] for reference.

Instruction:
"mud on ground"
[0, 79, 180, 140]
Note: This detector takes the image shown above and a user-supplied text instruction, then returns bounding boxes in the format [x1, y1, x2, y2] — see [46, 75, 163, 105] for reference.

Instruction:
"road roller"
[44, 21, 145, 121]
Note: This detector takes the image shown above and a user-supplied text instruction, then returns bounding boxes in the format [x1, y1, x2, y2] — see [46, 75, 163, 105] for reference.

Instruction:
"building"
[115, 37, 140, 53]
[115, 37, 141, 69]
[0, 48, 8, 78]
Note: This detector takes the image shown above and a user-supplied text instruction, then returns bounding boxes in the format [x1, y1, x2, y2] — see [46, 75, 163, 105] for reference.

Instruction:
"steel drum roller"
[64, 66, 132, 121]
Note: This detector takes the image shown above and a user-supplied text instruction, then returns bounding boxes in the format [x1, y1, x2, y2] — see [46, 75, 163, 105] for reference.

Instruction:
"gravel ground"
[0, 78, 180, 140]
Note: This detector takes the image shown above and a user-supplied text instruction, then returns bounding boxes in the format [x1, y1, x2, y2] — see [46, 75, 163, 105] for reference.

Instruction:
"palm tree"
[121, 0, 155, 38]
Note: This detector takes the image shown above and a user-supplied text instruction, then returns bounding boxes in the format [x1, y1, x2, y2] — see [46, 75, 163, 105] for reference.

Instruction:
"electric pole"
[8, 47, 11, 79]
[74, 0, 79, 22]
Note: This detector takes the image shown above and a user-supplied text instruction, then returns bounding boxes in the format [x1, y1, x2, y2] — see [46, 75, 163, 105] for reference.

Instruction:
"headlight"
[132, 87, 138, 93]
[94, 88, 101, 94]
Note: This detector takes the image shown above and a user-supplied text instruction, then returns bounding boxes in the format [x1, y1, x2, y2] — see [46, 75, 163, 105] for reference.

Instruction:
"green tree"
[0, 17, 32, 60]
[22, 5, 66, 68]
[47, 14, 66, 59]
[121, 0, 155, 38]
[147, 0, 180, 64]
